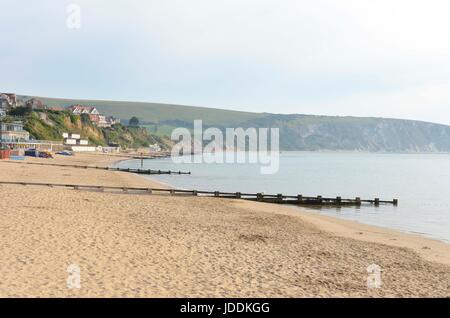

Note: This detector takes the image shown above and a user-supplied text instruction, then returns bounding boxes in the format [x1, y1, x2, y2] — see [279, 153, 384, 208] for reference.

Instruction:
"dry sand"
[0, 153, 449, 297]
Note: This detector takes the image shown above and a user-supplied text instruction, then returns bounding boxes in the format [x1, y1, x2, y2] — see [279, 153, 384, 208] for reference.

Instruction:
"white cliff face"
[166, 115, 450, 152]
[300, 120, 450, 152]
[238, 115, 450, 152]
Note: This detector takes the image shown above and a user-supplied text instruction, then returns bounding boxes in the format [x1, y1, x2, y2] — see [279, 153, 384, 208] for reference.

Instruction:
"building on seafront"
[0, 120, 63, 151]
[0, 121, 30, 143]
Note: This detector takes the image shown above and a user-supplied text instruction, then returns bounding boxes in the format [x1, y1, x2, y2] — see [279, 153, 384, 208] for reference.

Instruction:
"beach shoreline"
[126, 158, 450, 263]
[1, 153, 449, 297]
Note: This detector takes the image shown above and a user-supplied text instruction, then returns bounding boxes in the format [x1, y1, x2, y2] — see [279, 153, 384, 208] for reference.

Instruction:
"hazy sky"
[2, 0, 450, 124]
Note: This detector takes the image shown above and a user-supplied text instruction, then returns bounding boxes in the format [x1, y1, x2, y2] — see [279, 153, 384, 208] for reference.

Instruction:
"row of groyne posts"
[0, 179, 398, 207]
[0, 159, 398, 206]
[0, 160, 191, 175]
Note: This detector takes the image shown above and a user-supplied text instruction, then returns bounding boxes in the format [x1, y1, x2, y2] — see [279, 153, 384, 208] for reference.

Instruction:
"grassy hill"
[24, 95, 265, 126]
[17, 95, 450, 152]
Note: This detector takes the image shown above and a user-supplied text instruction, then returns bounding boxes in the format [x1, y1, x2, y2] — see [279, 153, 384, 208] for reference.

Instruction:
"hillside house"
[26, 98, 45, 110]
[0, 93, 17, 108]
[108, 116, 120, 125]
[98, 115, 121, 128]
[48, 106, 65, 111]
[98, 115, 107, 127]
[0, 97, 9, 109]
[68, 105, 101, 124]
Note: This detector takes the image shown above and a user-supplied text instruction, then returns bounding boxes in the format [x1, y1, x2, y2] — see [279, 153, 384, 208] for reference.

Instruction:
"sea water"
[118, 152, 450, 243]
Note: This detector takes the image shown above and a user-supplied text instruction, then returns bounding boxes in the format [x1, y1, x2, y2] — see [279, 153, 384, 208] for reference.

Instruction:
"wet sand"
[0, 153, 449, 297]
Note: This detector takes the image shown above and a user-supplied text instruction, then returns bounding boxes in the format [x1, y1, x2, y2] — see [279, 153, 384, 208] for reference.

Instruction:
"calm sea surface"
[117, 152, 450, 243]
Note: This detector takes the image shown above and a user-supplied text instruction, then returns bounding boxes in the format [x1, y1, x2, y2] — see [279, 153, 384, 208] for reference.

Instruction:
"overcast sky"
[2, 0, 450, 124]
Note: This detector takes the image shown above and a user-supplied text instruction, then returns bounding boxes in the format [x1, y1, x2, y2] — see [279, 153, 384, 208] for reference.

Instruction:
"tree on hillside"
[80, 113, 91, 124]
[129, 116, 140, 126]
[8, 106, 32, 117]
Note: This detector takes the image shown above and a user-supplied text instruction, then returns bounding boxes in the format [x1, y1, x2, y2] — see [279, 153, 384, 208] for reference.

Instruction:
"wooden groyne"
[87, 152, 172, 160]
[132, 154, 171, 160]
[0, 161, 191, 175]
[0, 180, 398, 207]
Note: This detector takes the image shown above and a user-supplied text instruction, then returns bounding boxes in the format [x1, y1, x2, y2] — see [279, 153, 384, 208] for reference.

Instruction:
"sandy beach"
[0, 153, 449, 297]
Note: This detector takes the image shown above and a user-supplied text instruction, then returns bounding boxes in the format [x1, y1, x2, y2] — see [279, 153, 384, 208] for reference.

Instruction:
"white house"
[149, 143, 162, 152]
[68, 105, 100, 115]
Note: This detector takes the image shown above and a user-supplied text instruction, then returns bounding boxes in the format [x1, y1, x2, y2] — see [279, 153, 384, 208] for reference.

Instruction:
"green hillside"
[17, 95, 450, 152]
[24, 95, 265, 126]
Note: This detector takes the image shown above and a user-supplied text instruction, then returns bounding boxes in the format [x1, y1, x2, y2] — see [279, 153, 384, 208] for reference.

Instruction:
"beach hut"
[0, 148, 11, 159]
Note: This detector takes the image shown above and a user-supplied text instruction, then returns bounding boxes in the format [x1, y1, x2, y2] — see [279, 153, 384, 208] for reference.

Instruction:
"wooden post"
[355, 197, 361, 205]
[170, 189, 175, 195]
[193, 190, 198, 196]
[317, 195, 322, 203]
[147, 188, 153, 194]
[374, 198, 380, 206]
[236, 192, 241, 199]
[336, 196, 342, 205]
[123, 187, 128, 193]
[277, 194, 283, 203]
[393, 199, 398, 206]
[214, 191, 219, 197]
[257, 193, 263, 201]
[297, 194, 303, 204]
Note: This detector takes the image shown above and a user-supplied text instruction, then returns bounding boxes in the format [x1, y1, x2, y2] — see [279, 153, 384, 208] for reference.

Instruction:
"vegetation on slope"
[12, 108, 172, 150]
[102, 123, 173, 149]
